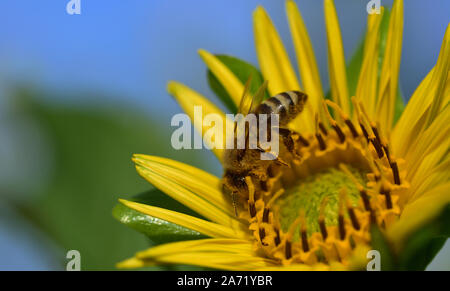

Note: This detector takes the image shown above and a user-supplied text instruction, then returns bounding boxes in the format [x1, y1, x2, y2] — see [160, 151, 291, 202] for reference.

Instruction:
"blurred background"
[0, 0, 448, 270]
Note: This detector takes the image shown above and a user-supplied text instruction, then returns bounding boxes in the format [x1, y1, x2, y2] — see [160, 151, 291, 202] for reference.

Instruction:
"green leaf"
[113, 189, 207, 245]
[207, 55, 268, 113]
[370, 225, 396, 271]
[398, 204, 450, 270]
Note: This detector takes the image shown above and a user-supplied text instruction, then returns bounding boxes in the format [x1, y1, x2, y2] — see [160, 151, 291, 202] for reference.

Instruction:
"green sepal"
[370, 225, 397, 271]
[397, 203, 450, 270]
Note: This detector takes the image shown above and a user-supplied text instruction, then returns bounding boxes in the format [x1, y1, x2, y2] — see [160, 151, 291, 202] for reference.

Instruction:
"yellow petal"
[119, 200, 248, 239]
[408, 144, 449, 198]
[256, 263, 335, 271]
[443, 72, 450, 107]
[375, 0, 403, 133]
[136, 238, 255, 258]
[404, 103, 450, 181]
[391, 68, 434, 156]
[198, 49, 244, 107]
[134, 164, 242, 229]
[253, 5, 314, 133]
[422, 24, 450, 129]
[128, 253, 275, 271]
[391, 23, 450, 158]
[133, 154, 234, 216]
[118, 238, 276, 270]
[167, 81, 234, 162]
[286, 0, 324, 121]
[324, 0, 350, 114]
[408, 157, 450, 204]
[116, 257, 151, 269]
[253, 6, 301, 95]
[355, 8, 384, 117]
[388, 182, 450, 249]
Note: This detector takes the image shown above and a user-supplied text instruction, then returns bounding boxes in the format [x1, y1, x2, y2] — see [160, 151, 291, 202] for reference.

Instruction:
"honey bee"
[222, 80, 308, 215]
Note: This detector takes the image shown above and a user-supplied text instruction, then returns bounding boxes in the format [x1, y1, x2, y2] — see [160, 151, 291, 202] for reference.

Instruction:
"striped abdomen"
[253, 91, 307, 126]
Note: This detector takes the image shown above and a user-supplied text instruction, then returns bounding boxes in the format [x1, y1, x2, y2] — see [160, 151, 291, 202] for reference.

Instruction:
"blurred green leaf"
[398, 204, 450, 270]
[10, 88, 209, 270]
[207, 55, 267, 113]
[113, 189, 206, 245]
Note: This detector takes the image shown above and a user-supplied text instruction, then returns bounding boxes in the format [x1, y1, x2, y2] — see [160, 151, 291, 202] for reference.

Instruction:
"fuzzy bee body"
[222, 90, 308, 214]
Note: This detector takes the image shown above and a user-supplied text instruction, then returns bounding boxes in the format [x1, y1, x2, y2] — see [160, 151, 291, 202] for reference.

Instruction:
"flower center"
[237, 100, 409, 266]
[276, 166, 367, 237]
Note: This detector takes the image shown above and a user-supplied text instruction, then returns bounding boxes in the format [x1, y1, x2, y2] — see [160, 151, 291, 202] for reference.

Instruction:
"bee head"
[222, 170, 249, 197]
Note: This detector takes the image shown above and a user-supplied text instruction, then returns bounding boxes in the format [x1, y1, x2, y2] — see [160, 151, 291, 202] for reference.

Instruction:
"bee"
[222, 80, 308, 215]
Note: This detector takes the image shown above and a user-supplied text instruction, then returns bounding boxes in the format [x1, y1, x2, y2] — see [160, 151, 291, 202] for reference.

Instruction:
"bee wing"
[237, 78, 268, 115]
[249, 80, 268, 113]
[234, 77, 253, 134]
[237, 76, 254, 115]
[235, 78, 268, 136]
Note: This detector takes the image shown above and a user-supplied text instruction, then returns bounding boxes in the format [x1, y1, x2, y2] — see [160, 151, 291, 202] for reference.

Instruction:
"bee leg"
[278, 127, 302, 159]
[278, 128, 294, 152]
[231, 192, 239, 217]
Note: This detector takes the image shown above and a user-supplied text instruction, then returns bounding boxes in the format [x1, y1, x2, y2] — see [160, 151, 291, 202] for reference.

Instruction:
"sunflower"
[115, 0, 450, 271]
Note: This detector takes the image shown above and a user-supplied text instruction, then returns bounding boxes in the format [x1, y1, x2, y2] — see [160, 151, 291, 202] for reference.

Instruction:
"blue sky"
[0, 0, 448, 117]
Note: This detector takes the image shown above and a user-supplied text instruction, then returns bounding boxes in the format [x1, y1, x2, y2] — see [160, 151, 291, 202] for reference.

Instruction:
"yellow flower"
[117, 0, 450, 270]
